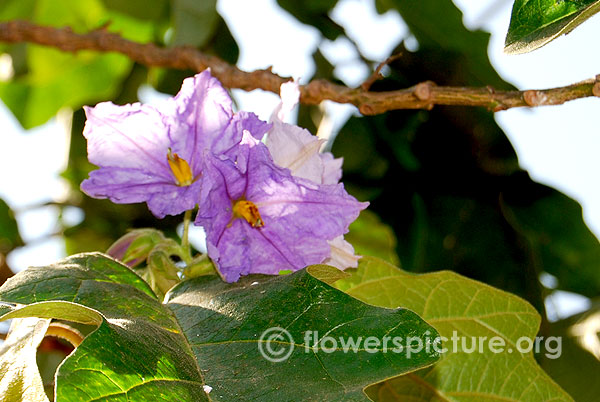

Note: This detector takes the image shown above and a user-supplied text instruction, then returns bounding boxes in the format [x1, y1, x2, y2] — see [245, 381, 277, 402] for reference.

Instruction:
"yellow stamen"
[233, 199, 264, 228]
[167, 149, 193, 186]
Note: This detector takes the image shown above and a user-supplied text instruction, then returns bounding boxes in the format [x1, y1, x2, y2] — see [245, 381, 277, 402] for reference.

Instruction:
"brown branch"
[0, 20, 598, 114]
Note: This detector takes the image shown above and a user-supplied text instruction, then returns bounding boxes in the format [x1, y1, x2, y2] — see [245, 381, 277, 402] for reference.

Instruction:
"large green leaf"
[0, 253, 440, 401]
[0, 317, 51, 402]
[165, 264, 440, 401]
[501, 185, 600, 298]
[505, 0, 600, 54]
[0, 253, 208, 402]
[335, 257, 573, 401]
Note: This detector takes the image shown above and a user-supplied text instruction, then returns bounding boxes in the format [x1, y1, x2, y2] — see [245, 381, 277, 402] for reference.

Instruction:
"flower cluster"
[81, 70, 367, 282]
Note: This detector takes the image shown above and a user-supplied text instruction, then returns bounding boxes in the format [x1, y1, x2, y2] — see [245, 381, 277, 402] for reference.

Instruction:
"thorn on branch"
[95, 20, 112, 32]
[361, 53, 403, 91]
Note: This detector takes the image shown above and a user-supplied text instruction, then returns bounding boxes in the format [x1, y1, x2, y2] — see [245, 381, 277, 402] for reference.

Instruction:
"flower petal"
[167, 70, 234, 174]
[267, 79, 343, 185]
[320, 152, 344, 185]
[266, 121, 326, 183]
[271, 79, 301, 122]
[81, 69, 238, 218]
[83, 102, 172, 177]
[323, 235, 360, 270]
[218, 112, 271, 172]
[196, 138, 367, 282]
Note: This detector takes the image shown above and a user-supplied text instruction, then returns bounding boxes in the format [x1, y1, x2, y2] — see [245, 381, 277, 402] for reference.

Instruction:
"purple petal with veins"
[81, 70, 244, 218]
[195, 132, 367, 282]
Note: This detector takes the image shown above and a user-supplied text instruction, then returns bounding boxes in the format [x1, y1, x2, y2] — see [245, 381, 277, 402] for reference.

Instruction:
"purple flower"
[81, 70, 269, 218]
[195, 131, 368, 282]
[267, 80, 343, 185]
[266, 80, 362, 269]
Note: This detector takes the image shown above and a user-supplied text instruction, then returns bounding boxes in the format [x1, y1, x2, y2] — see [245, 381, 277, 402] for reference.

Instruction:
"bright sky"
[455, 0, 600, 240]
[0, 0, 597, 318]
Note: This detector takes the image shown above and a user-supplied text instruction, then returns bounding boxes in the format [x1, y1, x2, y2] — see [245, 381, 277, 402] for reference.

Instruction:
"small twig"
[0, 20, 599, 114]
[361, 53, 403, 91]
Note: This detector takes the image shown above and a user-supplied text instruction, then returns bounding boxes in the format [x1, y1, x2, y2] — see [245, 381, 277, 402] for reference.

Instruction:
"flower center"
[167, 149, 193, 186]
[233, 199, 264, 228]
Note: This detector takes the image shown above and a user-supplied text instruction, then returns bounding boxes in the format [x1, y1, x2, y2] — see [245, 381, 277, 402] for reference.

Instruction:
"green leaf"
[501, 186, 600, 298]
[306, 264, 351, 285]
[3, 48, 132, 128]
[331, 115, 389, 201]
[106, 228, 168, 268]
[0, 198, 22, 255]
[277, 0, 344, 40]
[346, 210, 400, 266]
[0, 252, 156, 301]
[505, 0, 600, 54]
[106, 229, 190, 298]
[0, 0, 35, 22]
[171, 0, 219, 47]
[539, 303, 600, 402]
[336, 256, 573, 401]
[0, 253, 208, 401]
[166, 264, 440, 401]
[0, 253, 440, 401]
[101, 0, 168, 21]
[0, 317, 51, 402]
[205, 16, 240, 65]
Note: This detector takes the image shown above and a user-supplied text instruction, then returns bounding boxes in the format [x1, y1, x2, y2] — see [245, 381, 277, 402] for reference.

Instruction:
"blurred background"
[0, 0, 599, 399]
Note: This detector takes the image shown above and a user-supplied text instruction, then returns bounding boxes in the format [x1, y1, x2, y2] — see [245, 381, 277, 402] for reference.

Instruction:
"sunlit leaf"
[0, 317, 51, 402]
[0, 253, 208, 401]
[505, 0, 600, 54]
[0, 253, 440, 401]
[346, 210, 400, 266]
[166, 264, 440, 401]
[335, 257, 573, 401]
